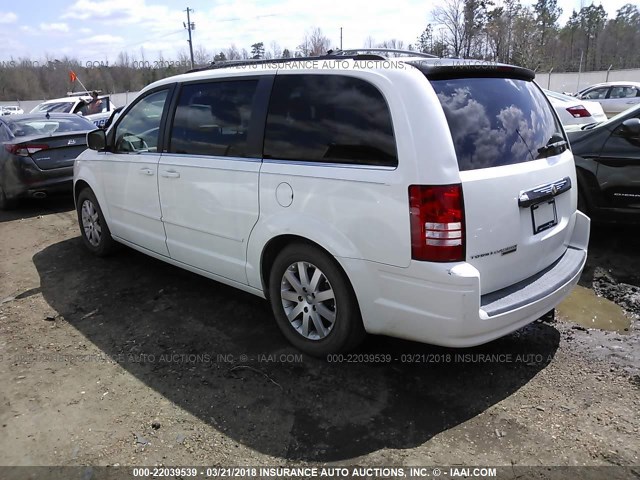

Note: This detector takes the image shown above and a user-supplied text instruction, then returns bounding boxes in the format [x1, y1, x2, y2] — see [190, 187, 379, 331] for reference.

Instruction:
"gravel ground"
[0, 198, 638, 472]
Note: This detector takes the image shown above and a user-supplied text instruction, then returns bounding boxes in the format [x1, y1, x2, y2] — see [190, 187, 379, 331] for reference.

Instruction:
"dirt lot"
[0, 198, 639, 470]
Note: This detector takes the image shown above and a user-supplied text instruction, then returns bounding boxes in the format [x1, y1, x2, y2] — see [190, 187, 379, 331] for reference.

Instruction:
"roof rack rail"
[186, 52, 388, 73]
[187, 58, 273, 73]
[332, 48, 438, 59]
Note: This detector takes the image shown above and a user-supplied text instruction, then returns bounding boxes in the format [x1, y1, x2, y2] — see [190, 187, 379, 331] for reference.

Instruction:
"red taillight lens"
[409, 184, 465, 262]
[566, 105, 591, 118]
[4, 144, 20, 155]
[4, 143, 49, 157]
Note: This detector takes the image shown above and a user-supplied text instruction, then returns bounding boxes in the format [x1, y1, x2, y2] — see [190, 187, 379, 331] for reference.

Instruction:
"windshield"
[6, 116, 94, 137]
[431, 77, 565, 171]
[30, 101, 76, 114]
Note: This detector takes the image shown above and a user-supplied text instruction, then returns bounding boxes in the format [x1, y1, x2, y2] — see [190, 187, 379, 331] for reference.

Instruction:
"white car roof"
[40, 94, 109, 104]
[39, 97, 83, 105]
[583, 81, 640, 89]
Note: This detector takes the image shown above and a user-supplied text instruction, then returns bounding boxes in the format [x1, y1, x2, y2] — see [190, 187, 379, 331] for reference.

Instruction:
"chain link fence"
[536, 67, 640, 93]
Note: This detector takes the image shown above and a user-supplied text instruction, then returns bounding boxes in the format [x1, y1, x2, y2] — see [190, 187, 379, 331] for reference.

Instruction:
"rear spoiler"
[408, 60, 535, 82]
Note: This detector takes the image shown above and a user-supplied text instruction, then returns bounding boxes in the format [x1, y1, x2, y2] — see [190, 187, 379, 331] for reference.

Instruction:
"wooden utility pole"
[184, 7, 195, 69]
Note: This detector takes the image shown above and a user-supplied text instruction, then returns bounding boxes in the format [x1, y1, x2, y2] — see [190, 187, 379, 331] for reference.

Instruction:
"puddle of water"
[556, 285, 631, 334]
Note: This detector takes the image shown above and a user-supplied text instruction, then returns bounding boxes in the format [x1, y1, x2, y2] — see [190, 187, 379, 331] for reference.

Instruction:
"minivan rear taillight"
[409, 184, 465, 262]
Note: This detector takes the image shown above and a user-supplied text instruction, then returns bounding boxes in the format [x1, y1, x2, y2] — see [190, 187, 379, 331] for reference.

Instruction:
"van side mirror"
[620, 118, 640, 138]
[87, 129, 107, 151]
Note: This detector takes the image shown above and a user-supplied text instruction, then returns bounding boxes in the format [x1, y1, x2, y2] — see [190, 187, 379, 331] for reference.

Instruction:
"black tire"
[268, 243, 366, 357]
[0, 185, 17, 210]
[76, 188, 115, 256]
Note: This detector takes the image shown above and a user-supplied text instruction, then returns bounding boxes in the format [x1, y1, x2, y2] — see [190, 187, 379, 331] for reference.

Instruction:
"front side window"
[169, 80, 259, 158]
[263, 75, 397, 167]
[431, 77, 564, 171]
[583, 88, 609, 100]
[114, 90, 168, 153]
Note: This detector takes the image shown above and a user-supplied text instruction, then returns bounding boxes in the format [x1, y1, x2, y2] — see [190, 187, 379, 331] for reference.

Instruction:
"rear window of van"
[430, 78, 564, 171]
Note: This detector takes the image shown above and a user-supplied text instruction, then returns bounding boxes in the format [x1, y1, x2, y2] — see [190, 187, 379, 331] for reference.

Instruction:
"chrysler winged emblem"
[67, 139, 76, 145]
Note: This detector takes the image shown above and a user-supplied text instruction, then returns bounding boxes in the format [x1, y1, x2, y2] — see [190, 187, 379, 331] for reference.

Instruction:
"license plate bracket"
[531, 199, 558, 234]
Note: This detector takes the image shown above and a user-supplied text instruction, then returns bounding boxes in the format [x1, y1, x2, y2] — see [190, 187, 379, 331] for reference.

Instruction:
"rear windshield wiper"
[537, 133, 568, 158]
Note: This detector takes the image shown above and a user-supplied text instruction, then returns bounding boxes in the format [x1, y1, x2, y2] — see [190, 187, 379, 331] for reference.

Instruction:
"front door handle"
[139, 167, 154, 176]
[161, 170, 180, 178]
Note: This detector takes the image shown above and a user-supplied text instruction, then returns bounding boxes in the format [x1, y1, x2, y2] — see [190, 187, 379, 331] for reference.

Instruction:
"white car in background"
[544, 89, 607, 127]
[1, 106, 24, 115]
[30, 92, 117, 128]
[573, 81, 640, 117]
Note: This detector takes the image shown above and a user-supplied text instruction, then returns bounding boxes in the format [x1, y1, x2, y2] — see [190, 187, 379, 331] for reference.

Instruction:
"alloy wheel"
[81, 199, 102, 247]
[280, 261, 336, 340]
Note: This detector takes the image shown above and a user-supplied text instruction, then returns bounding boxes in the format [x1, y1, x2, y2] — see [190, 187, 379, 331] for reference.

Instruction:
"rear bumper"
[340, 211, 590, 347]
[3, 157, 73, 199]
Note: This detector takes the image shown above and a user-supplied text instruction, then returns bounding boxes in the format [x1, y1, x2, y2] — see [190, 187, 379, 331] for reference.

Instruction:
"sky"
[0, 0, 633, 63]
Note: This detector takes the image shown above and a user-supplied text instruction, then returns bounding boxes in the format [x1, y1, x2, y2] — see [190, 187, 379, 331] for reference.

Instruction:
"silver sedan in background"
[574, 81, 640, 117]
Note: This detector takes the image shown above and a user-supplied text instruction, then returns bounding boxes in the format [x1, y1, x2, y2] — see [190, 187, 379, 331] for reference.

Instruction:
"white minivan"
[74, 52, 590, 356]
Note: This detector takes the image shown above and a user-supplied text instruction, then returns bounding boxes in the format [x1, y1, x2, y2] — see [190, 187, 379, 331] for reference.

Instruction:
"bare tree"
[297, 33, 311, 56]
[139, 47, 151, 72]
[270, 41, 282, 59]
[176, 50, 191, 68]
[225, 44, 241, 60]
[297, 27, 330, 56]
[310, 28, 331, 55]
[194, 45, 211, 66]
[432, 0, 466, 57]
[116, 51, 131, 67]
[377, 38, 405, 55]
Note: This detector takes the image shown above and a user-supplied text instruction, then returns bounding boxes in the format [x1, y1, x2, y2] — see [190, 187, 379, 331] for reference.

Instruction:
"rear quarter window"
[430, 78, 564, 171]
[264, 74, 397, 167]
